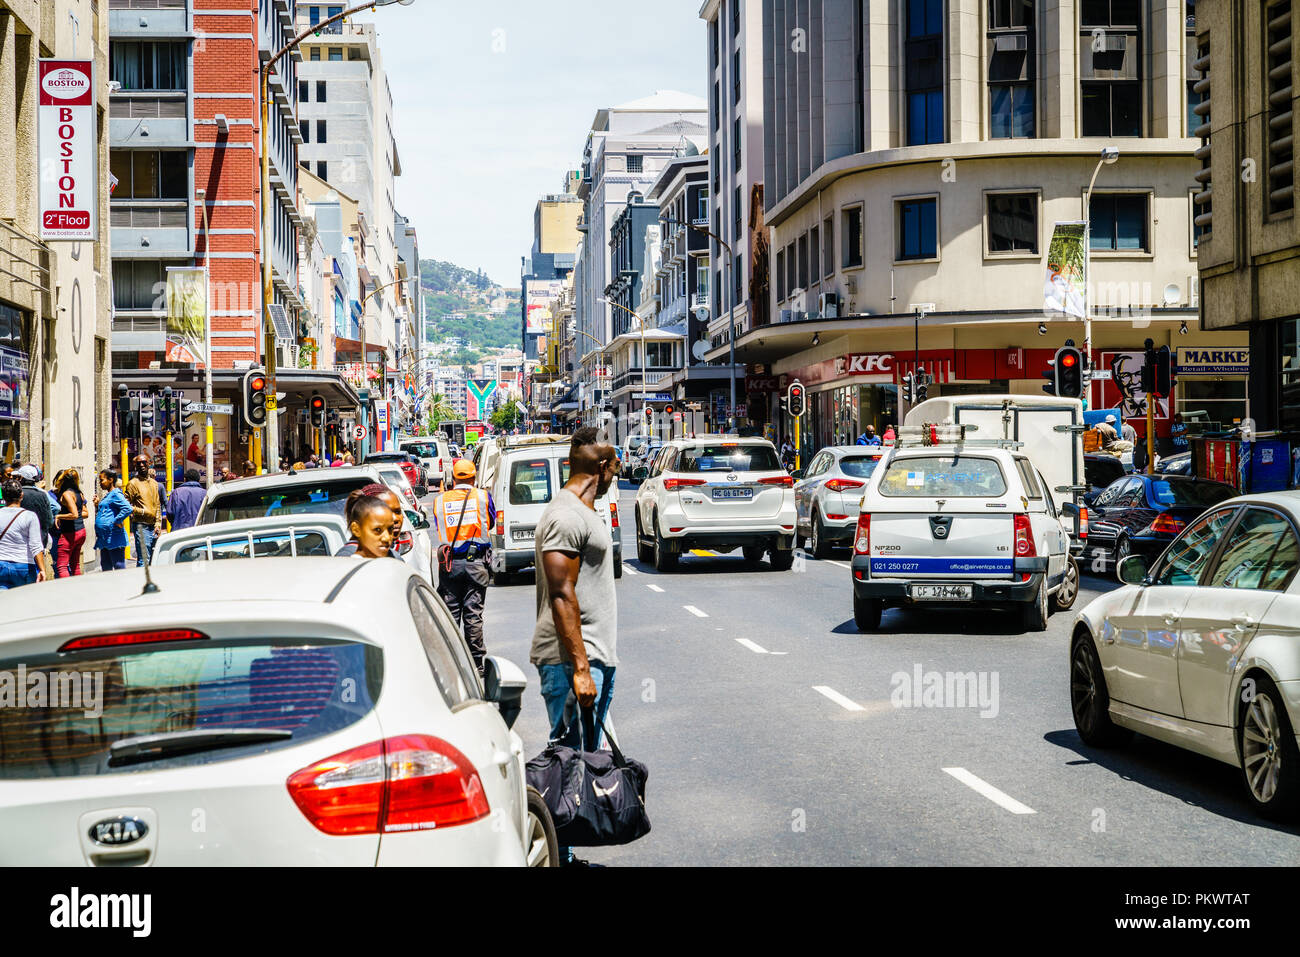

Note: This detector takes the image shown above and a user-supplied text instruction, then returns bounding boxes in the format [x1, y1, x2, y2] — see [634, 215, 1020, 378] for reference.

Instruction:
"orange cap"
[452, 459, 476, 482]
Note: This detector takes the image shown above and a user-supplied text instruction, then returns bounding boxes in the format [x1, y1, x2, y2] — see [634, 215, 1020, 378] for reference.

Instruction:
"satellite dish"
[1163, 283, 1181, 305]
[691, 339, 710, 361]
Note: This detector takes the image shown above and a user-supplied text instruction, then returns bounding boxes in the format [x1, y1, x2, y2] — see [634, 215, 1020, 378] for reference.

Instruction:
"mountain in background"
[418, 257, 518, 358]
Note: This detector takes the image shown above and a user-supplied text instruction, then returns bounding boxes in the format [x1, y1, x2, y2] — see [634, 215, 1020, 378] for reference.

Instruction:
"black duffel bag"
[525, 719, 650, 847]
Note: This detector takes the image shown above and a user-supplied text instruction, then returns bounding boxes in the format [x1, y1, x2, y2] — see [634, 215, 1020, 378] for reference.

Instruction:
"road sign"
[353, 425, 367, 441]
[672, 412, 682, 423]
[184, 401, 234, 415]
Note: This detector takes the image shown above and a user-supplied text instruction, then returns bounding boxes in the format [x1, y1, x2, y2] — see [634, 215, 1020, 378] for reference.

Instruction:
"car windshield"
[839, 455, 882, 479]
[0, 637, 381, 778]
[677, 444, 782, 473]
[202, 477, 372, 522]
[1149, 479, 1235, 508]
[171, 530, 331, 562]
[509, 458, 553, 505]
[377, 466, 411, 488]
[402, 444, 435, 457]
[878, 455, 1008, 497]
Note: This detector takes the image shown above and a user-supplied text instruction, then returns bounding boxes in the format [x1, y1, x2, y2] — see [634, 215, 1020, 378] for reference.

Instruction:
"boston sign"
[38, 60, 97, 240]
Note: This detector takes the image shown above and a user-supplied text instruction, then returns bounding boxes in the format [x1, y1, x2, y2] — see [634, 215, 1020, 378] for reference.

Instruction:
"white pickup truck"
[848, 429, 1081, 633]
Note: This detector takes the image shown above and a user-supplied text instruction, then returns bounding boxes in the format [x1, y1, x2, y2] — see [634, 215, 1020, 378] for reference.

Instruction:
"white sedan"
[0, 558, 557, 865]
[1070, 491, 1300, 819]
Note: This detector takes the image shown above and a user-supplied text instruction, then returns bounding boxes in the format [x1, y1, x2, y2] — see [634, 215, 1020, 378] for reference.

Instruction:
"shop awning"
[111, 368, 362, 409]
[332, 336, 387, 364]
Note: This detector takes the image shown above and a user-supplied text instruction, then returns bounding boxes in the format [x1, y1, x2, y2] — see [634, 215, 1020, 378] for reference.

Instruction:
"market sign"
[1176, 347, 1249, 375]
[38, 60, 97, 241]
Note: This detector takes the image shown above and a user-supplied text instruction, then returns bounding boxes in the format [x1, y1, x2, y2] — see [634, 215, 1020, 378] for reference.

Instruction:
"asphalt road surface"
[464, 481, 1300, 866]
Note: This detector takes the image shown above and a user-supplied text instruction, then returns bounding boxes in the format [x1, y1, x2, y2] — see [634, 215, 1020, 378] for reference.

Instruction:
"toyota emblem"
[726, 473, 739, 482]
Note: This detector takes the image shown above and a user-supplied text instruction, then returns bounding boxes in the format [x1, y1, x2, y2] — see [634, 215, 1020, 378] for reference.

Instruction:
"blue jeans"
[537, 660, 616, 863]
[0, 561, 37, 589]
[134, 527, 155, 567]
[100, 548, 126, 571]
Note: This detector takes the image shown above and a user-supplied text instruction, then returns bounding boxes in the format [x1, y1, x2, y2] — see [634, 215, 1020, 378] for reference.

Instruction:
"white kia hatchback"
[0, 558, 557, 866]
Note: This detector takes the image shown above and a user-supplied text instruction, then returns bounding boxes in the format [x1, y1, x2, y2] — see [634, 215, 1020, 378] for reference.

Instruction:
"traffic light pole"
[1146, 396, 1155, 475]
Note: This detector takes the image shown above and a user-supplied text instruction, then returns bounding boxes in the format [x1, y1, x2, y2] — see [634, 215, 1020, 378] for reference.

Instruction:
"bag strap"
[0, 510, 23, 544]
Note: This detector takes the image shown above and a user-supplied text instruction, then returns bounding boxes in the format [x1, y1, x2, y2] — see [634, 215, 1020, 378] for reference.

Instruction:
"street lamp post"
[195, 187, 215, 487]
[1081, 146, 1119, 383]
[599, 296, 648, 436]
[259, 0, 414, 473]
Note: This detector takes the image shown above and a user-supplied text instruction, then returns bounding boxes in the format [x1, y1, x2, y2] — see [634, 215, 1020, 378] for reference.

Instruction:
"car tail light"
[853, 513, 871, 555]
[1013, 514, 1036, 557]
[1079, 506, 1089, 539]
[287, 734, 489, 836]
[663, 478, 706, 490]
[825, 513, 849, 521]
[496, 507, 505, 536]
[824, 478, 865, 492]
[759, 475, 794, 487]
[59, 629, 208, 652]
[1150, 513, 1187, 535]
[609, 503, 619, 528]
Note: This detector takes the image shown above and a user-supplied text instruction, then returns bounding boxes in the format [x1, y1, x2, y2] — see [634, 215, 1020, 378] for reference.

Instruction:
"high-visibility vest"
[433, 486, 491, 545]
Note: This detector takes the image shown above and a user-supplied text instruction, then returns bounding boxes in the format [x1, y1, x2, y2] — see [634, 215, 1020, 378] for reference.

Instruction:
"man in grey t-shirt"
[530, 426, 621, 761]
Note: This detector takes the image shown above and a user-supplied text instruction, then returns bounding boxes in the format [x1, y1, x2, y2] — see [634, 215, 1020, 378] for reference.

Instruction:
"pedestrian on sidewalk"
[93, 469, 133, 571]
[0, 478, 49, 588]
[53, 468, 89, 577]
[14, 465, 53, 563]
[125, 455, 163, 566]
[167, 469, 206, 531]
[431, 460, 495, 676]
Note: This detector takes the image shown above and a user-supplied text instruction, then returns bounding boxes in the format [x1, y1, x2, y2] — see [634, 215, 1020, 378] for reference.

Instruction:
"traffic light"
[1141, 339, 1157, 395]
[644, 405, 654, 425]
[1041, 356, 1058, 396]
[309, 392, 326, 428]
[1153, 345, 1175, 398]
[179, 401, 194, 434]
[1055, 344, 1083, 399]
[786, 380, 806, 417]
[663, 403, 674, 418]
[915, 369, 931, 403]
[139, 393, 156, 437]
[243, 367, 268, 429]
[902, 372, 915, 404]
[116, 384, 133, 437]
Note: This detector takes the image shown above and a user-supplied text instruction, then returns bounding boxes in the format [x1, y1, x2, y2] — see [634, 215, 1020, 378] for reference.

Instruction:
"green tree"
[489, 398, 524, 432]
[425, 392, 457, 433]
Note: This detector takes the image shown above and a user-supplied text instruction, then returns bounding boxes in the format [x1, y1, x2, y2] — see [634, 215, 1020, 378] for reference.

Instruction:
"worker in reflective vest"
[432, 458, 495, 675]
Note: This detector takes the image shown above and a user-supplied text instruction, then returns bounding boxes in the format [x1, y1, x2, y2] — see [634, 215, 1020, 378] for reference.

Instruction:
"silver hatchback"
[793, 445, 887, 558]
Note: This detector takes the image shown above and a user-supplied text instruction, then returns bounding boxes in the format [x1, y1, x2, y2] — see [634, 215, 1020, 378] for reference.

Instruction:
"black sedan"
[1084, 473, 1236, 579]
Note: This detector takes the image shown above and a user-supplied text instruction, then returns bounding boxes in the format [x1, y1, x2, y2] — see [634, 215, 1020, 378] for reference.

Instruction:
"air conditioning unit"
[819, 292, 839, 318]
[1102, 34, 1127, 52]
[993, 34, 1027, 52]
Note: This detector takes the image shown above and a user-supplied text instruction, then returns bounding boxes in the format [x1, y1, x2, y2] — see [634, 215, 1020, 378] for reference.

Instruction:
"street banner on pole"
[1044, 221, 1087, 319]
[37, 60, 97, 241]
[165, 267, 208, 364]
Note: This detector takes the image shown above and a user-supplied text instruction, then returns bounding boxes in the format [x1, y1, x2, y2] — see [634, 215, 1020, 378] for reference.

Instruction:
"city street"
[475, 480, 1300, 867]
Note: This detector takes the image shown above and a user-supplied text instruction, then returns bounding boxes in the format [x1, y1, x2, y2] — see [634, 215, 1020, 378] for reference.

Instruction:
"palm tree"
[425, 392, 457, 434]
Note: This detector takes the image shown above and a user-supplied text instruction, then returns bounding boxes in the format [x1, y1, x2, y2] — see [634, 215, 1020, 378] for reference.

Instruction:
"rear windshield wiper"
[108, 728, 294, 767]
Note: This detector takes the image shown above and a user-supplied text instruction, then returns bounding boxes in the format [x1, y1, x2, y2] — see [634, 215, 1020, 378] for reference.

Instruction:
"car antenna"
[136, 528, 160, 595]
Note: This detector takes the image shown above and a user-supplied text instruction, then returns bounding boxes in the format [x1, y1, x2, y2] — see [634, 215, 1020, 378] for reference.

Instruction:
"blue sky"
[371, 1, 708, 286]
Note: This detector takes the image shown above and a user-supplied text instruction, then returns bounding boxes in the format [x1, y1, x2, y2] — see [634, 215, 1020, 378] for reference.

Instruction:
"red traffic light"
[1060, 353, 1077, 368]
[310, 396, 325, 411]
[249, 376, 266, 392]
[664, 404, 673, 416]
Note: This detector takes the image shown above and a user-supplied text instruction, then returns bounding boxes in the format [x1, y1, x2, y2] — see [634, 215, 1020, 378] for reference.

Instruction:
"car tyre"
[1070, 634, 1132, 747]
[525, 787, 559, 867]
[810, 510, 832, 560]
[1237, 674, 1300, 820]
[1051, 556, 1080, 612]
[853, 593, 882, 631]
[1022, 576, 1049, 632]
[614, 557, 623, 579]
[1112, 536, 1131, 583]
[769, 546, 795, 571]
[494, 567, 514, 587]
[653, 516, 677, 573]
[741, 544, 765, 565]
[635, 511, 653, 563]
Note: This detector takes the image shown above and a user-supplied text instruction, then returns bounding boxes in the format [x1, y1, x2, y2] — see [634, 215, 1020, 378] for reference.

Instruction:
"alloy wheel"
[525, 810, 553, 867]
[1242, 692, 1284, 804]
[1070, 642, 1098, 729]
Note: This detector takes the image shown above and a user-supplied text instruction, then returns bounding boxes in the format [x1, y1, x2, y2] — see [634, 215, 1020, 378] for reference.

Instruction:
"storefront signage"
[834, 353, 895, 376]
[38, 60, 97, 240]
[745, 376, 780, 393]
[1176, 348, 1249, 375]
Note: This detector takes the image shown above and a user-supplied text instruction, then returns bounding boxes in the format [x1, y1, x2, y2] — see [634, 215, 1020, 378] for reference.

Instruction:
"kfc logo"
[836, 353, 895, 376]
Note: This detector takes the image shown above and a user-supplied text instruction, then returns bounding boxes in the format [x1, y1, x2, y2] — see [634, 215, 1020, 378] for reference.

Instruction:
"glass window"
[907, 89, 945, 145]
[1154, 507, 1237, 585]
[316, 120, 327, 143]
[841, 206, 863, 269]
[908, 0, 943, 37]
[201, 478, 373, 522]
[408, 586, 479, 708]
[990, 84, 1035, 138]
[797, 233, 809, 289]
[316, 80, 327, 102]
[627, 154, 643, 173]
[677, 444, 783, 473]
[1081, 83, 1142, 137]
[822, 215, 835, 276]
[309, 6, 321, 25]
[1092, 476, 1132, 507]
[1205, 509, 1298, 591]
[839, 455, 882, 479]
[299, 120, 309, 143]
[1089, 193, 1149, 251]
[987, 192, 1038, 253]
[775, 249, 786, 299]
[1147, 478, 1233, 508]
[310, 47, 321, 61]
[878, 455, 1008, 497]
[317, 161, 327, 180]
[508, 458, 552, 505]
[809, 225, 820, 281]
[1085, 455, 1126, 490]
[989, 0, 1034, 29]
[1015, 458, 1043, 498]
[0, 638, 380, 779]
[298, 80, 309, 102]
[898, 198, 938, 260]
[328, 47, 343, 61]
[110, 41, 187, 91]
[172, 530, 330, 562]
[1178, 377, 1246, 431]
[109, 150, 186, 200]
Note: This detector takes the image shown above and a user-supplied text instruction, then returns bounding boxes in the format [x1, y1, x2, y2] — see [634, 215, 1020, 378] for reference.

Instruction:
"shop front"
[0, 303, 31, 468]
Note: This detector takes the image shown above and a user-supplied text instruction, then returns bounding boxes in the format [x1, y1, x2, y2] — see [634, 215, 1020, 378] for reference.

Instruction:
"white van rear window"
[878, 456, 1007, 497]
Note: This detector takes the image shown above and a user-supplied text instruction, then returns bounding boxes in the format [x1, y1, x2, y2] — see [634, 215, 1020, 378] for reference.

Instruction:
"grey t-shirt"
[530, 488, 618, 668]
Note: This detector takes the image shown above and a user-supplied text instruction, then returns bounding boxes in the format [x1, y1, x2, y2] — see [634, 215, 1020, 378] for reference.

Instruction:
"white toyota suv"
[631, 436, 797, 571]
[849, 434, 1079, 632]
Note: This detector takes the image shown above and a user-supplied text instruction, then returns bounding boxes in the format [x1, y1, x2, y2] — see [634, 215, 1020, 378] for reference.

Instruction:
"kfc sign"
[38, 60, 97, 240]
[834, 353, 895, 376]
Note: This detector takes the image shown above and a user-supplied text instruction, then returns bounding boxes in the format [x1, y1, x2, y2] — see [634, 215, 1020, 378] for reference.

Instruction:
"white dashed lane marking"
[813, 685, 865, 712]
[683, 605, 709, 618]
[942, 767, 1037, 815]
[736, 638, 788, 655]
[824, 560, 852, 570]
[622, 565, 637, 575]
[646, 584, 664, 593]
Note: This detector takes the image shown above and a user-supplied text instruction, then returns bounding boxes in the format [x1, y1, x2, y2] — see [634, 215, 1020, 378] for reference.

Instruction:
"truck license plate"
[909, 584, 972, 601]
[711, 487, 753, 500]
[512, 528, 535, 542]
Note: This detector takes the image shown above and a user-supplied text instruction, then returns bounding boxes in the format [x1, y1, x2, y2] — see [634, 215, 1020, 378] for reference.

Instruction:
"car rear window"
[1086, 457, 1125, 488]
[677, 444, 782, 473]
[172, 530, 331, 562]
[202, 478, 372, 522]
[509, 459, 553, 505]
[1150, 479, 1235, 508]
[839, 455, 881, 479]
[0, 637, 381, 778]
[878, 456, 1008, 497]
